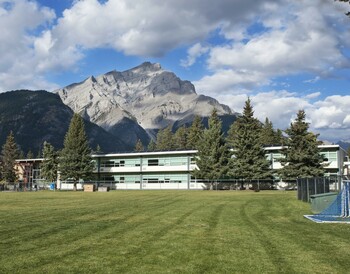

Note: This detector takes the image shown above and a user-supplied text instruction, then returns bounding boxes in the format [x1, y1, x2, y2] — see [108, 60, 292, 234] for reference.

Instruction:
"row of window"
[320, 151, 338, 162]
[99, 156, 192, 168]
[98, 151, 339, 168]
[100, 174, 188, 184]
[266, 151, 338, 163]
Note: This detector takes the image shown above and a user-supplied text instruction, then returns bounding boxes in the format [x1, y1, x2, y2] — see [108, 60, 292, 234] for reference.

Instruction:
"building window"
[148, 159, 159, 166]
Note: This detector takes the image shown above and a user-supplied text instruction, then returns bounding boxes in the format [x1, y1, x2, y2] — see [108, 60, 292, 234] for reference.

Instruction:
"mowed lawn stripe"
[1, 191, 350, 273]
[242, 193, 350, 273]
[1, 192, 190, 273]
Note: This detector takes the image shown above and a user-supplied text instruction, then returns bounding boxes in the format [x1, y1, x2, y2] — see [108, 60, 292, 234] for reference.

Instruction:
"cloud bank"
[0, 0, 349, 141]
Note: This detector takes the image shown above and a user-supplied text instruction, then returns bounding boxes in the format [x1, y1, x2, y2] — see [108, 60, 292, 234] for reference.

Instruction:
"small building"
[15, 158, 45, 188]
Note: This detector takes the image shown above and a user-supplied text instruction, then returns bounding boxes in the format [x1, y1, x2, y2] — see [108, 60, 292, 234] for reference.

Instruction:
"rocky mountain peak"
[132, 61, 162, 73]
[55, 62, 236, 146]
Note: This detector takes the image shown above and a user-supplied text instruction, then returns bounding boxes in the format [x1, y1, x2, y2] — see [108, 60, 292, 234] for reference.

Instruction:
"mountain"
[0, 90, 131, 154]
[337, 140, 350, 151]
[55, 62, 236, 144]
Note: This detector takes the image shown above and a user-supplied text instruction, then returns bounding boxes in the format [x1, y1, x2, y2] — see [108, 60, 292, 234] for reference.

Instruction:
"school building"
[15, 145, 347, 190]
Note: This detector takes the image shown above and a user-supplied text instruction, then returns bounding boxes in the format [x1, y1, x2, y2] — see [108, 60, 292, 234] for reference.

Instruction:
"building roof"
[91, 150, 198, 158]
[16, 158, 44, 163]
[264, 144, 342, 151]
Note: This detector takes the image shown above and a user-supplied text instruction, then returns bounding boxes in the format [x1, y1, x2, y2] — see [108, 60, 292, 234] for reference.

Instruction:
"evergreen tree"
[26, 150, 34, 159]
[18, 150, 25, 159]
[94, 144, 103, 154]
[41, 141, 58, 183]
[276, 129, 286, 146]
[173, 126, 187, 150]
[260, 117, 282, 146]
[279, 110, 324, 180]
[156, 126, 174, 151]
[227, 99, 272, 180]
[1, 131, 20, 183]
[134, 139, 144, 152]
[59, 114, 94, 183]
[194, 109, 229, 188]
[147, 139, 156, 151]
[187, 115, 203, 149]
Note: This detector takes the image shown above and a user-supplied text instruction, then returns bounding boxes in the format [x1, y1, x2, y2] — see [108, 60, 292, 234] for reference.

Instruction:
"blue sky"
[1, 0, 350, 142]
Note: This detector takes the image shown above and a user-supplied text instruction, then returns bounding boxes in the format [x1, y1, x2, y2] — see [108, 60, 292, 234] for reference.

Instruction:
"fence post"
[306, 178, 309, 202]
[314, 179, 317, 195]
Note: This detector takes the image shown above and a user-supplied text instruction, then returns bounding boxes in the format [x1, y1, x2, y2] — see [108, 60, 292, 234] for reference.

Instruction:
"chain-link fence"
[190, 179, 297, 191]
[297, 176, 342, 202]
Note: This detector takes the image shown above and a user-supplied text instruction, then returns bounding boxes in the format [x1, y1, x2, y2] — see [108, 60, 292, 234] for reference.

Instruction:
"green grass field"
[1, 190, 350, 273]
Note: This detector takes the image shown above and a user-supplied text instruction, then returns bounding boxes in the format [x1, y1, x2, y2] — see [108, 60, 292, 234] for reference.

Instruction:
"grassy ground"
[0, 190, 350, 273]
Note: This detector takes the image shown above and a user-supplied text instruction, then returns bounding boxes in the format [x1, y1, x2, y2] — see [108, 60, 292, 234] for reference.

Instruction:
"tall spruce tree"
[187, 115, 203, 149]
[173, 126, 187, 150]
[147, 139, 156, 151]
[41, 141, 59, 183]
[59, 114, 94, 183]
[194, 109, 228, 188]
[156, 126, 174, 151]
[1, 131, 20, 183]
[227, 99, 272, 180]
[260, 117, 283, 146]
[26, 150, 34, 159]
[134, 139, 144, 152]
[279, 110, 324, 180]
[94, 144, 103, 154]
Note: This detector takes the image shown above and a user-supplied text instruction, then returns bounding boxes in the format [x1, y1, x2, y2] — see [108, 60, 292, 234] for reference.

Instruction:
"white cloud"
[0, 0, 277, 91]
[180, 43, 209, 67]
[49, 0, 273, 57]
[304, 92, 321, 99]
[0, 0, 349, 91]
[214, 91, 350, 141]
[194, 69, 269, 96]
[304, 77, 320, 84]
[0, 0, 349, 143]
[205, 1, 348, 84]
[209, 90, 303, 125]
[0, 0, 56, 91]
